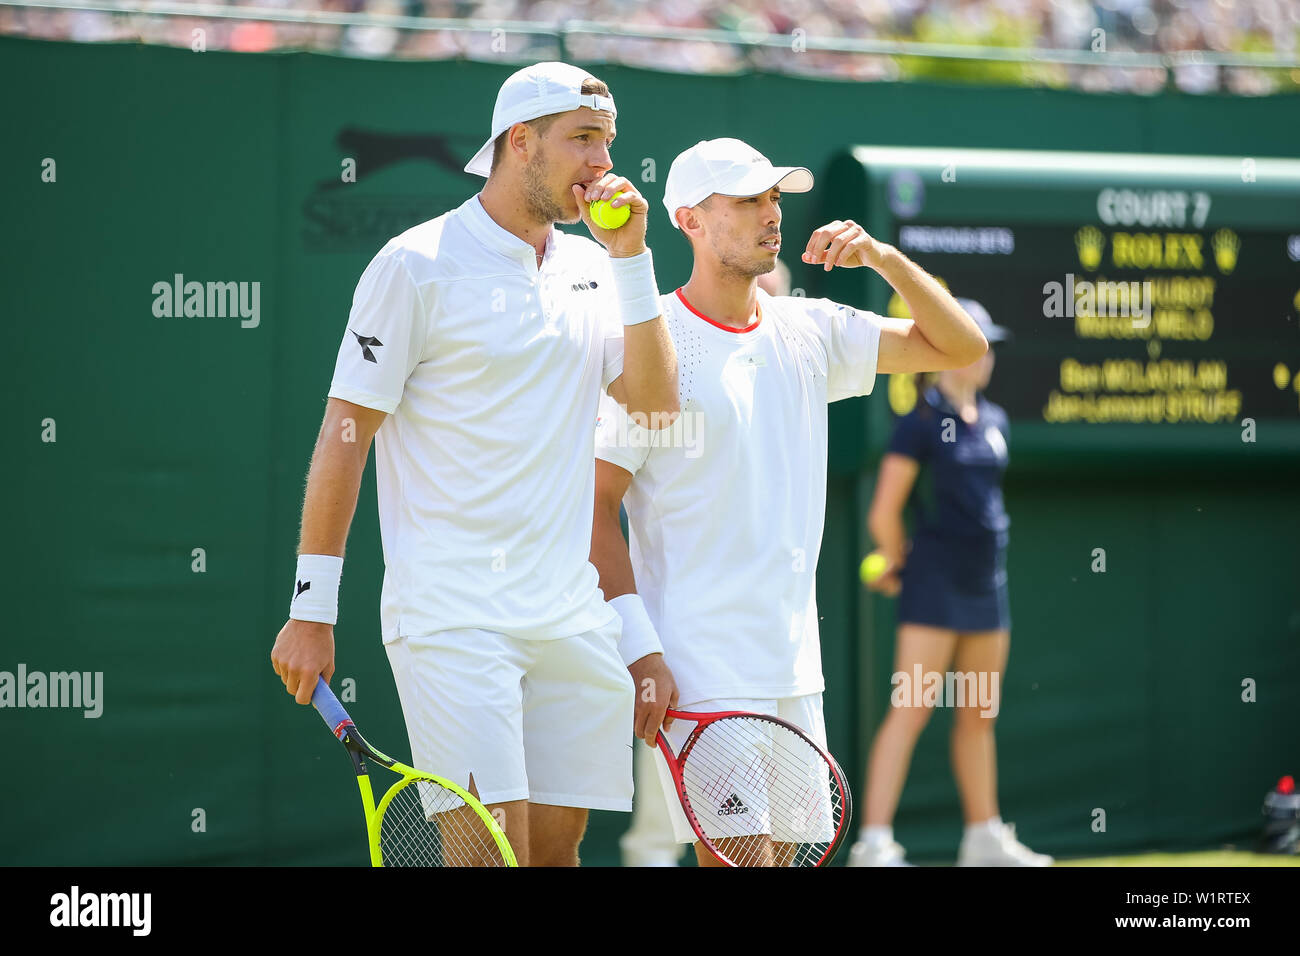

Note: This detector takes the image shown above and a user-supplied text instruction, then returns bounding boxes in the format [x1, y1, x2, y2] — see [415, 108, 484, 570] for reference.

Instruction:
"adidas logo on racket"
[657, 707, 853, 866]
[718, 793, 750, 816]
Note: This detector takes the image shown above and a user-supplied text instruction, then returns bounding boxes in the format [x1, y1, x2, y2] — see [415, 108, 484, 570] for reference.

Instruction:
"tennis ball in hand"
[589, 192, 630, 230]
[860, 552, 888, 585]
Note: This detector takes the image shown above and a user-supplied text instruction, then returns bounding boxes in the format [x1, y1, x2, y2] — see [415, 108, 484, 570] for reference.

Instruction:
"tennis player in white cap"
[272, 62, 678, 866]
[592, 137, 987, 866]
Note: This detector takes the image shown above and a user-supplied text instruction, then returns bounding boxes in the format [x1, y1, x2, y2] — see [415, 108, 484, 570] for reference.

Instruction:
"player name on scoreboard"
[898, 222, 1300, 426]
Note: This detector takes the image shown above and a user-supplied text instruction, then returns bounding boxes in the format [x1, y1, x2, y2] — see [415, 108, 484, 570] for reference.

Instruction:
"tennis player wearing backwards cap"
[590, 138, 987, 866]
[271, 62, 678, 866]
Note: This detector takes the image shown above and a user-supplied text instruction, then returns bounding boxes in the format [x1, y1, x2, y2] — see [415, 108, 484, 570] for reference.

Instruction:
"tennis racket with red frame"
[655, 708, 852, 867]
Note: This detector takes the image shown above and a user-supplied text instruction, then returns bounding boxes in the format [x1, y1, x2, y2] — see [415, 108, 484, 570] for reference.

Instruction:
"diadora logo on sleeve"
[349, 329, 383, 363]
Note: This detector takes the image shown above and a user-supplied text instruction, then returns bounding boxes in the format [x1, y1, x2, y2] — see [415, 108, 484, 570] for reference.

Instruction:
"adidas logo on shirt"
[717, 793, 750, 816]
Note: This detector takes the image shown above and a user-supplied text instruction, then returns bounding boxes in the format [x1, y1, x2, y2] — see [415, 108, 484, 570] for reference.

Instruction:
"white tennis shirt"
[596, 288, 883, 704]
[329, 194, 625, 643]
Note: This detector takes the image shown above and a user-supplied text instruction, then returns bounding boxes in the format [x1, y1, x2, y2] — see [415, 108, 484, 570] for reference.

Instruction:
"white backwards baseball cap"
[663, 138, 814, 229]
[464, 61, 617, 177]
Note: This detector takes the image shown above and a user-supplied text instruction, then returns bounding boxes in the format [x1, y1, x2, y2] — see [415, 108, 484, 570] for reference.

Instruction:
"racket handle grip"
[311, 676, 354, 739]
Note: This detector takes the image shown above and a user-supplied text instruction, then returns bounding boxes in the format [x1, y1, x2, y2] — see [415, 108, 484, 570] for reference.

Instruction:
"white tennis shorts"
[652, 693, 830, 845]
[384, 618, 635, 811]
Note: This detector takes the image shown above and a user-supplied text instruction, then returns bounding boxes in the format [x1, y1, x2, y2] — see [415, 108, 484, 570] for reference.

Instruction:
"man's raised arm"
[803, 218, 988, 373]
[574, 175, 679, 426]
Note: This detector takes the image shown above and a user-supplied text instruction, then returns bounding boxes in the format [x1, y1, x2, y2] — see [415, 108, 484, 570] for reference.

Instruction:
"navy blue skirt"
[895, 531, 1011, 632]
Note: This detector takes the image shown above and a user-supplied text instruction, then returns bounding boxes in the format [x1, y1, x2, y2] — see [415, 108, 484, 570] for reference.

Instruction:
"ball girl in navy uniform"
[848, 299, 1052, 867]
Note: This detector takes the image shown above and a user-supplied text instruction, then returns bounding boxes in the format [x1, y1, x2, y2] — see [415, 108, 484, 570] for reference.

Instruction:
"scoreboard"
[817, 147, 1300, 468]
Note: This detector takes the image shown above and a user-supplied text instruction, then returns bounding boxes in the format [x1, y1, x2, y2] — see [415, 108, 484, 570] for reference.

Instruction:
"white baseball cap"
[663, 138, 814, 229]
[464, 61, 617, 178]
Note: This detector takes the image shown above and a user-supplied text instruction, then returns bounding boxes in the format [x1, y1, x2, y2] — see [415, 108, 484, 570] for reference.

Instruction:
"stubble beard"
[717, 242, 776, 281]
[522, 148, 572, 225]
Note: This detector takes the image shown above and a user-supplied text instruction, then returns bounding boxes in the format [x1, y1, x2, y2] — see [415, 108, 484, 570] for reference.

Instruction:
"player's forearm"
[592, 501, 664, 667]
[619, 317, 680, 427]
[297, 421, 371, 557]
[867, 508, 908, 562]
[590, 504, 638, 600]
[874, 245, 987, 367]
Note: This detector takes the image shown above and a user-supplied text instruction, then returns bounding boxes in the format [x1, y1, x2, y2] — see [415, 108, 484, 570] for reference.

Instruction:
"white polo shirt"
[596, 288, 883, 704]
[328, 194, 625, 643]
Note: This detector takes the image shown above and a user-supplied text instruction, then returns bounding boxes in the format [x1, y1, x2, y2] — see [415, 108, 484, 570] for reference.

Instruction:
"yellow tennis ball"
[589, 192, 630, 230]
[860, 552, 888, 585]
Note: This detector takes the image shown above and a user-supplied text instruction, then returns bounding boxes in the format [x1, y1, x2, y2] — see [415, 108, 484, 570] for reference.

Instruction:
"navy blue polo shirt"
[887, 385, 1010, 542]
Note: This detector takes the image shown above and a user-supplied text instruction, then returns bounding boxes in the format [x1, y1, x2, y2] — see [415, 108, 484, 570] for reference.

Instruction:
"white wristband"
[290, 554, 343, 625]
[609, 249, 661, 326]
[610, 593, 664, 667]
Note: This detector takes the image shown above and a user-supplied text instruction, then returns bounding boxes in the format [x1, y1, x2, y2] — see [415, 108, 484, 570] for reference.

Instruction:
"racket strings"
[378, 779, 510, 867]
[680, 716, 845, 867]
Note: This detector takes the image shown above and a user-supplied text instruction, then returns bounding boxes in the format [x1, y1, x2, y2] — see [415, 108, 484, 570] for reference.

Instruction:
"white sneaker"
[847, 838, 915, 867]
[957, 821, 1053, 867]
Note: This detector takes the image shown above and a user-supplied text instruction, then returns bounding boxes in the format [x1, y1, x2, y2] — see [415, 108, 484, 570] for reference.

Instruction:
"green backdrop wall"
[3, 34, 1296, 865]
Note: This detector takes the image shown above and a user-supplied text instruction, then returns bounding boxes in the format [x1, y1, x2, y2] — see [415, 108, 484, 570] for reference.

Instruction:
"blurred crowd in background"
[3, 0, 1298, 93]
